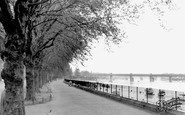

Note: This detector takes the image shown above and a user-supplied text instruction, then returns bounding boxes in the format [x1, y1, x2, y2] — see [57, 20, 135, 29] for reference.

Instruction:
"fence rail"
[64, 79, 185, 112]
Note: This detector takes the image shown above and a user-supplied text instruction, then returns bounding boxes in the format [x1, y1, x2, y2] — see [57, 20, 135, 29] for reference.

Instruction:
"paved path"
[26, 79, 164, 115]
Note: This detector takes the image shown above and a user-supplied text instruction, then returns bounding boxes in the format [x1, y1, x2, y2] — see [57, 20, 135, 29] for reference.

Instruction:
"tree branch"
[0, 0, 14, 34]
[36, 0, 78, 17]
[28, 0, 49, 6]
[0, 35, 5, 52]
[32, 18, 57, 30]
[32, 18, 58, 48]
[14, 0, 29, 38]
[32, 29, 64, 59]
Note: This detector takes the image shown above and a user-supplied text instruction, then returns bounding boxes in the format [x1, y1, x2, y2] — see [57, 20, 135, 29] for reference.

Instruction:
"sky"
[71, 1, 185, 74]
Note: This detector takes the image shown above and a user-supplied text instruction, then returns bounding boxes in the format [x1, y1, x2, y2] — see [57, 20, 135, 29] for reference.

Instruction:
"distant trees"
[80, 71, 91, 77]
[74, 68, 81, 77]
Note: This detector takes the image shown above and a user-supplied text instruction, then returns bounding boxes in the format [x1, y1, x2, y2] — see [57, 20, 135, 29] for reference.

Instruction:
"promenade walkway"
[26, 79, 183, 115]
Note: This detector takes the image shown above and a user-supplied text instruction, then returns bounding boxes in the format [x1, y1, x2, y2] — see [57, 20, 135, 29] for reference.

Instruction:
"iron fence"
[64, 79, 185, 112]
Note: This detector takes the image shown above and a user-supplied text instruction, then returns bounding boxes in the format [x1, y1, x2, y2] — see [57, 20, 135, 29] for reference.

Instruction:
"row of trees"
[0, 0, 174, 114]
[0, 0, 125, 114]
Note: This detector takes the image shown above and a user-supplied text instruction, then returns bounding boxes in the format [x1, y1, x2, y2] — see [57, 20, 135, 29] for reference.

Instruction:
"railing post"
[96, 83, 98, 91]
[97, 82, 99, 91]
[175, 91, 177, 110]
[103, 84, 104, 92]
[107, 84, 109, 93]
[92, 82, 94, 89]
[159, 89, 161, 102]
[128, 86, 130, 98]
[116, 85, 117, 95]
[136, 87, 138, 101]
[94, 83, 96, 90]
[146, 88, 148, 103]
[111, 84, 112, 94]
[100, 83, 102, 91]
[121, 85, 123, 97]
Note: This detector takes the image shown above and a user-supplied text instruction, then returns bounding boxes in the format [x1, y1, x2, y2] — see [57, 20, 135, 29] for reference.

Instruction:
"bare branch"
[33, 18, 58, 46]
[41, 30, 62, 49]
[36, 0, 79, 17]
[28, 0, 49, 6]
[32, 18, 57, 29]
[14, 0, 29, 37]
[32, 29, 64, 59]
[0, 35, 5, 52]
[0, 0, 14, 34]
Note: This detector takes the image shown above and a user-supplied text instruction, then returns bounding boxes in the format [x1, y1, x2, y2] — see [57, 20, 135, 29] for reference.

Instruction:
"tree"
[23, 0, 124, 101]
[74, 68, 81, 77]
[0, 0, 29, 114]
[0, 1, 122, 113]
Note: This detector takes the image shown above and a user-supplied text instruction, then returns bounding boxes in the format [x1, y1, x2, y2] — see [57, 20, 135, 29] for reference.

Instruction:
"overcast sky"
[71, 1, 185, 74]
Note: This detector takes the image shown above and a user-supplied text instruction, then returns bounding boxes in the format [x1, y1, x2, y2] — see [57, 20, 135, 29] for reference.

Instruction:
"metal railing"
[64, 79, 185, 112]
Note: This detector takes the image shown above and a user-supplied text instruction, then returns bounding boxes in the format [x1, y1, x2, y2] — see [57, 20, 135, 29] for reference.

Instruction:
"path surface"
[26, 79, 164, 115]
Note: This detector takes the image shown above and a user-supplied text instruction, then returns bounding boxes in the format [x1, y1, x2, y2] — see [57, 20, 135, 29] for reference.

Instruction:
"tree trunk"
[34, 69, 39, 93]
[1, 58, 25, 115]
[42, 70, 45, 85]
[38, 69, 42, 88]
[25, 66, 35, 101]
